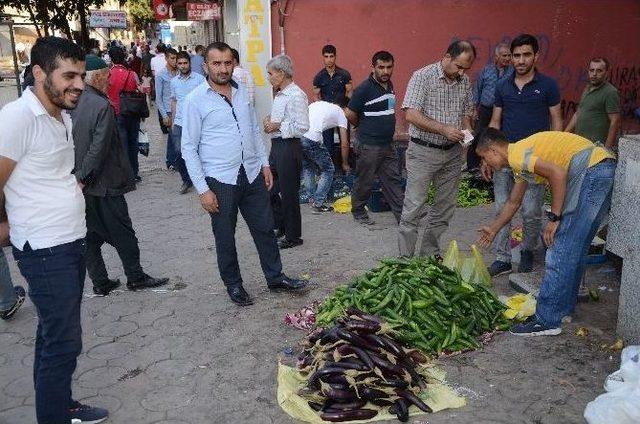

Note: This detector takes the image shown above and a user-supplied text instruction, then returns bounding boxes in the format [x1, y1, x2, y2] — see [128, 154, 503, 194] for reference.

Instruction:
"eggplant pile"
[316, 256, 510, 356]
[298, 308, 433, 422]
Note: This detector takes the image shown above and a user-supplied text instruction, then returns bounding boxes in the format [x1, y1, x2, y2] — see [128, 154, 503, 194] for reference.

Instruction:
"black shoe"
[278, 238, 303, 249]
[179, 182, 193, 194]
[267, 275, 308, 291]
[0, 286, 26, 320]
[227, 286, 253, 306]
[353, 214, 375, 225]
[274, 229, 285, 239]
[135, 175, 142, 182]
[69, 399, 109, 423]
[92, 279, 121, 296]
[126, 274, 169, 291]
[311, 204, 333, 213]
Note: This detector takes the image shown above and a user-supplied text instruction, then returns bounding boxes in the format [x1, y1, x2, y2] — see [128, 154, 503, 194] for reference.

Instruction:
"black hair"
[231, 48, 240, 63]
[590, 57, 610, 70]
[510, 34, 539, 54]
[156, 43, 166, 53]
[477, 128, 509, 151]
[322, 44, 336, 55]
[337, 96, 350, 108]
[371, 50, 394, 66]
[176, 51, 191, 62]
[204, 41, 232, 59]
[195, 44, 205, 54]
[108, 46, 126, 65]
[31, 36, 85, 74]
[165, 48, 178, 57]
[446, 40, 476, 59]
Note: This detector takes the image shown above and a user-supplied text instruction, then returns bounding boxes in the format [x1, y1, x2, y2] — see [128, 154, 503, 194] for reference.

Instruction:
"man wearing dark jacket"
[71, 55, 168, 295]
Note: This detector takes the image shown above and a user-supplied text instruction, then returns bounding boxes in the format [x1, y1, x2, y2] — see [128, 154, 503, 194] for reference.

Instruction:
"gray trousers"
[351, 143, 404, 222]
[398, 142, 463, 257]
[492, 168, 544, 262]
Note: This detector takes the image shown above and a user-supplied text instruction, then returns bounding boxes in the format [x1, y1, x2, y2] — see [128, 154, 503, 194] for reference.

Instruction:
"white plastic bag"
[584, 345, 640, 424]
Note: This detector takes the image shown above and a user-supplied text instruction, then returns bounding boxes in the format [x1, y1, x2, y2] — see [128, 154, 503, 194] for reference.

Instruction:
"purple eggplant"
[369, 352, 405, 375]
[335, 328, 380, 352]
[345, 318, 381, 334]
[308, 366, 348, 389]
[320, 408, 378, 422]
[393, 398, 409, 422]
[395, 389, 433, 413]
[323, 399, 367, 411]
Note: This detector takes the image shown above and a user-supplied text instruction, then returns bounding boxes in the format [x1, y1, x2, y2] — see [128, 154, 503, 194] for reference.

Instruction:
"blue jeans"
[171, 125, 192, 185]
[13, 239, 86, 424]
[536, 160, 616, 327]
[117, 114, 141, 178]
[301, 137, 335, 205]
[0, 248, 16, 310]
[492, 168, 545, 262]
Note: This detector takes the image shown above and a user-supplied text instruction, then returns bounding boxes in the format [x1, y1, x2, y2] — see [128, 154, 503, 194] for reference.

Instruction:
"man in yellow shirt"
[476, 128, 616, 336]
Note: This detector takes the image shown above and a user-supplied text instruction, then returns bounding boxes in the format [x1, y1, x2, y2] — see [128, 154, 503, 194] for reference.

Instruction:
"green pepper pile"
[426, 177, 492, 208]
[316, 257, 511, 356]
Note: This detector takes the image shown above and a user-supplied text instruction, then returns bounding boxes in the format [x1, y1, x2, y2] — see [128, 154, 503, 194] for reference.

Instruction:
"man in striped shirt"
[345, 51, 404, 226]
[398, 41, 475, 258]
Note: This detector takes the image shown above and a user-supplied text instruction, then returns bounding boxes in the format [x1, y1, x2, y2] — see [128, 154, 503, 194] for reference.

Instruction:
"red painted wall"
[271, 0, 640, 138]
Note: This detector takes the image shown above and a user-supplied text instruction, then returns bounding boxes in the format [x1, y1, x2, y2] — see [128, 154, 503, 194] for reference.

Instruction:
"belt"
[411, 137, 457, 150]
[271, 136, 300, 142]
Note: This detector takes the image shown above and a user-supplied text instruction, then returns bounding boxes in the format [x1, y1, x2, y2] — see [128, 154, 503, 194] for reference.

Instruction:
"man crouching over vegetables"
[476, 128, 616, 336]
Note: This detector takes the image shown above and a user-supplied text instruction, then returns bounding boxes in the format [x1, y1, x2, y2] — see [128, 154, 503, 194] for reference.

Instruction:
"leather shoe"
[126, 274, 169, 291]
[227, 286, 253, 306]
[274, 229, 285, 239]
[278, 238, 303, 249]
[268, 275, 307, 291]
[92, 278, 121, 296]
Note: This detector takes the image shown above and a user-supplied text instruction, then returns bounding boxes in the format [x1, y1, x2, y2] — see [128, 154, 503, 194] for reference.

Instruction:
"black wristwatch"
[547, 211, 561, 222]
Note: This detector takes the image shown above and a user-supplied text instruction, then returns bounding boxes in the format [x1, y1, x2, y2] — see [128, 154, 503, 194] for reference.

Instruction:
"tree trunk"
[78, 0, 90, 49]
[25, 4, 42, 38]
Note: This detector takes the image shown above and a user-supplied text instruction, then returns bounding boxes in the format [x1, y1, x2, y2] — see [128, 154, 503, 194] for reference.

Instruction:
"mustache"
[65, 88, 83, 96]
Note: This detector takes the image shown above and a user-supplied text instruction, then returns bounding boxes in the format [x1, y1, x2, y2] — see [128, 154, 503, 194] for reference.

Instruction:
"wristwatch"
[546, 211, 561, 222]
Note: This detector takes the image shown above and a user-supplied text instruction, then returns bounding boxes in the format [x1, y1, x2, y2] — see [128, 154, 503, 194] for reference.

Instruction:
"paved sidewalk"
[0, 108, 623, 424]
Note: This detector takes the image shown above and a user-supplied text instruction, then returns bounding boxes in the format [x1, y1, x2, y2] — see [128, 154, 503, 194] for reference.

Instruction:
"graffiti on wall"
[455, 33, 639, 124]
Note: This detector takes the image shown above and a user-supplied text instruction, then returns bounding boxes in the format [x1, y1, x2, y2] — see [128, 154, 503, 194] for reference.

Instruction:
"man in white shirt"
[0, 37, 108, 424]
[302, 100, 350, 212]
[231, 48, 255, 104]
[150, 42, 167, 77]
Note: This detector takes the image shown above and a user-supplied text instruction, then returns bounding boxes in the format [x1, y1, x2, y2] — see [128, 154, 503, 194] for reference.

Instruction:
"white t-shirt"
[150, 53, 166, 76]
[303, 101, 348, 142]
[0, 88, 86, 250]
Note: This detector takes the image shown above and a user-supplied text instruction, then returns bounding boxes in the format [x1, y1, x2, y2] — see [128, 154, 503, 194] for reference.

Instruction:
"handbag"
[119, 71, 149, 119]
[138, 124, 150, 157]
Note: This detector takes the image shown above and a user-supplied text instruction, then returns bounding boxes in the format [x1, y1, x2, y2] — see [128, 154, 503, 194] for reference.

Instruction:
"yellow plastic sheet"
[277, 362, 466, 423]
[500, 293, 536, 321]
[332, 196, 352, 214]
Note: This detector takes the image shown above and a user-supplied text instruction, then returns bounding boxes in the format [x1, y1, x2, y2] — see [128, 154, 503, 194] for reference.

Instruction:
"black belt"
[411, 137, 457, 150]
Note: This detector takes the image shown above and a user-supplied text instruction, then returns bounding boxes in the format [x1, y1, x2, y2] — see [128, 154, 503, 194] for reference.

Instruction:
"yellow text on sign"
[243, 0, 266, 86]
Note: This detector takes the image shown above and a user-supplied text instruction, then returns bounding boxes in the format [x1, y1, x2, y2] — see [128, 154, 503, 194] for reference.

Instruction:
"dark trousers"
[207, 167, 284, 288]
[85, 194, 144, 286]
[12, 239, 86, 424]
[269, 137, 302, 240]
[468, 104, 493, 170]
[351, 143, 404, 222]
[172, 125, 192, 185]
[117, 114, 141, 178]
[322, 128, 335, 156]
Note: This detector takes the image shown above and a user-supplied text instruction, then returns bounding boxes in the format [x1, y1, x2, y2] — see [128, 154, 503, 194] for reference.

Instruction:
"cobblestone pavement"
[0, 106, 623, 423]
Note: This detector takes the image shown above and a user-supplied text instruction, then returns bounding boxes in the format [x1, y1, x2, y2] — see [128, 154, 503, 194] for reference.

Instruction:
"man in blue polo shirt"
[484, 33, 563, 276]
[346, 51, 404, 225]
[313, 45, 353, 160]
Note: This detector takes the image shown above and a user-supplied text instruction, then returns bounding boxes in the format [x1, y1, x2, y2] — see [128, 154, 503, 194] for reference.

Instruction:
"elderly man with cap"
[71, 55, 169, 296]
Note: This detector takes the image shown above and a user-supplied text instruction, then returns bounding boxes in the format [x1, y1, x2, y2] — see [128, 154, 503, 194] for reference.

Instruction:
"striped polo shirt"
[348, 74, 396, 146]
